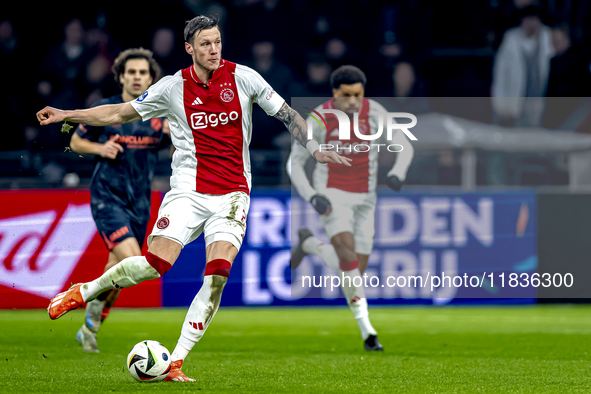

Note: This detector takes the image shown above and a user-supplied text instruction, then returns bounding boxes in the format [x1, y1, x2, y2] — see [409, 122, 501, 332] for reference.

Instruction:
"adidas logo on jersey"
[192, 97, 203, 105]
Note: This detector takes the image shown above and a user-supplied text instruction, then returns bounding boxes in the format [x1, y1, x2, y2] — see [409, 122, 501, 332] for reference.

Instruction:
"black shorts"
[91, 203, 148, 251]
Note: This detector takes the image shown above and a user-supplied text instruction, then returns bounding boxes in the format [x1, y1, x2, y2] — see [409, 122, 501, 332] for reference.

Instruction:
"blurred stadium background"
[3, 0, 591, 310]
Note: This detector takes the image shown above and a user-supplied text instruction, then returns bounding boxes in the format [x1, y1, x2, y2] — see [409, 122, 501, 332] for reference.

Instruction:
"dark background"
[2, 0, 591, 187]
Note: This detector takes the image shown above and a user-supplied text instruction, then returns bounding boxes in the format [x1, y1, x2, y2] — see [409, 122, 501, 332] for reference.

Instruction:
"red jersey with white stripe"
[323, 98, 371, 192]
[288, 98, 415, 201]
[130, 60, 284, 195]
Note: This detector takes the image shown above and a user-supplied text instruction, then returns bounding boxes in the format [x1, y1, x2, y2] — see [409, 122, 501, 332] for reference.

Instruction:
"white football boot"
[76, 299, 105, 352]
[76, 324, 99, 353]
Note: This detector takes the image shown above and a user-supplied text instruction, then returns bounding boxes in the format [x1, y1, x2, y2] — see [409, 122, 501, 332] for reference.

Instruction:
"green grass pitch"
[1, 305, 591, 393]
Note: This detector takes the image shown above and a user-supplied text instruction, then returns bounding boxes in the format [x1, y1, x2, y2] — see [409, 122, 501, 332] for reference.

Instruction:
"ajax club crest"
[220, 88, 234, 103]
[157, 215, 170, 229]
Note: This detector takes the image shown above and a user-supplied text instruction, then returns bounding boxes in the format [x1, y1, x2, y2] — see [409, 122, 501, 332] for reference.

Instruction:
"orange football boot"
[164, 360, 195, 382]
[48, 284, 84, 320]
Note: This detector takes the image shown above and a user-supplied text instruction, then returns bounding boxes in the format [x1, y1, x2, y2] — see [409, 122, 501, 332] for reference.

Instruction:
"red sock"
[146, 252, 172, 276]
[339, 260, 359, 271]
[205, 259, 231, 277]
[101, 307, 111, 323]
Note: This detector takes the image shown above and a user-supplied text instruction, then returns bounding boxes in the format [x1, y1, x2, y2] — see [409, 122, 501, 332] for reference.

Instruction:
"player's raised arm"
[273, 102, 351, 166]
[36, 102, 141, 127]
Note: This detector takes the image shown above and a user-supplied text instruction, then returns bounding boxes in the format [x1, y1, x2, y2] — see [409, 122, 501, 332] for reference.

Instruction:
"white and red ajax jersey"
[288, 98, 414, 200]
[130, 60, 284, 195]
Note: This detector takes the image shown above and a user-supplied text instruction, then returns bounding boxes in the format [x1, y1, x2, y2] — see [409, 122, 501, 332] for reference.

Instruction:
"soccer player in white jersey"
[37, 15, 349, 382]
[288, 65, 415, 351]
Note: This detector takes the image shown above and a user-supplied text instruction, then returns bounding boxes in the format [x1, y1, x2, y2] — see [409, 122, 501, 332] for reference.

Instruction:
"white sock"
[79, 256, 160, 302]
[342, 270, 377, 339]
[303, 238, 377, 339]
[357, 315, 377, 340]
[341, 268, 366, 316]
[302, 237, 340, 272]
[174, 275, 228, 360]
[301, 236, 321, 254]
[171, 342, 191, 362]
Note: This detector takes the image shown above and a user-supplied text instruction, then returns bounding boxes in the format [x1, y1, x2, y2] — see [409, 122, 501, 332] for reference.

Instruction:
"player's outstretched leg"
[48, 253, 171, 320]
[77, 241, 139, 351]
[300, 231, 383, 351]
[165, 259, 231, 382]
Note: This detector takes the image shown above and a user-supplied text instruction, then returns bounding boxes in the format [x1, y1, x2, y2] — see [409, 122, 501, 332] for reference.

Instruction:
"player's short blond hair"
[111, 47, 162, 88]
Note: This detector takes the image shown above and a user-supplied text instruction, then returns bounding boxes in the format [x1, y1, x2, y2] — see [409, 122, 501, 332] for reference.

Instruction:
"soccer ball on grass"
[126, 340, 172, 383]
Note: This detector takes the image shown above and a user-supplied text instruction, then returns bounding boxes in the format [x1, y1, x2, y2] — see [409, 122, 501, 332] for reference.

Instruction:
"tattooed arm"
[273, 102, 351, 166]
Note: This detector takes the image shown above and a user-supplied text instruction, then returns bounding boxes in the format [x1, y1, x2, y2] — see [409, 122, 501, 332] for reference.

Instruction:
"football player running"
[288, 65, 415, 351]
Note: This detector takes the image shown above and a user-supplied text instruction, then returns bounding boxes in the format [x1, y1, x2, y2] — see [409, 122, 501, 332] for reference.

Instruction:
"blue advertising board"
[162, 189, 536, 307]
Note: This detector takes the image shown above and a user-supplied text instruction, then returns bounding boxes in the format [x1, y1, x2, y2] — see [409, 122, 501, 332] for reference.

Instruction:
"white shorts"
[148, 188, 249, 251]
[320, 188, 376, 255]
